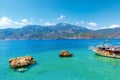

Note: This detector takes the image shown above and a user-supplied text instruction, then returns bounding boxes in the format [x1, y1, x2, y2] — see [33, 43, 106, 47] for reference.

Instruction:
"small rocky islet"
[9, 55, 36, 71]
[9, 50, 73, 72]
[59, 50, 73, 57]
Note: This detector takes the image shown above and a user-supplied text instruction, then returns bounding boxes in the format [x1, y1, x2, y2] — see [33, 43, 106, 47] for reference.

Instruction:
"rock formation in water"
[9, 56, 36, 68]
[59, 50, 73, 57]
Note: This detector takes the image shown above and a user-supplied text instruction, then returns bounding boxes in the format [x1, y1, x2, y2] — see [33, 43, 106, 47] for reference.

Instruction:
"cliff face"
[0, 23, 120, 40]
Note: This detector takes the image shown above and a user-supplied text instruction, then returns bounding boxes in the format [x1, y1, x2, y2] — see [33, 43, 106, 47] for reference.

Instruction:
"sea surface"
[0, 39, 120, 80]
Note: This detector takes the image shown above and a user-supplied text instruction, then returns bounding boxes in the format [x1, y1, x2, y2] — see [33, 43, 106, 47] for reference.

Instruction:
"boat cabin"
[97, 46, 120, 55]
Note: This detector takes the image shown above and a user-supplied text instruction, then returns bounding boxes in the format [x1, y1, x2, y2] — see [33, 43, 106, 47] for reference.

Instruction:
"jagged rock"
[59, 50, 73, 57]
[9, 56, 36, 68]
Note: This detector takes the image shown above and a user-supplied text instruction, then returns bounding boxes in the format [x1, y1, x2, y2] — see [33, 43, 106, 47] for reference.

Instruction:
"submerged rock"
[9, 56, 36, 69]
[59, 50, 73, 57]
[17, 67, 28, 72]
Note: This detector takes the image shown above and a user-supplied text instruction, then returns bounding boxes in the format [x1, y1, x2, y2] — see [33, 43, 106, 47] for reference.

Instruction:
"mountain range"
[0, 23, 120, 40]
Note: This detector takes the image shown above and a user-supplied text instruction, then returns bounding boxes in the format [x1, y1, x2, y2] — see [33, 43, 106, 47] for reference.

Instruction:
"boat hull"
[93, 49, 120, 59]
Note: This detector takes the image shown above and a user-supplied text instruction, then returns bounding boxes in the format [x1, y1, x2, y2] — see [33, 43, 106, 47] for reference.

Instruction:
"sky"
[0, 0, 120, 30]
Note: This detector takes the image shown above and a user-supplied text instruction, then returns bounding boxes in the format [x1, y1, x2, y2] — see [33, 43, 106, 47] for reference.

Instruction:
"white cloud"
[14, 19, 27, 26]
[108, 24, 120, 28]
[21, 19, 27, 23]
[14, 21, 19, 25]
[100, 27, 108, 29]
[75, 21, 85, 25]
[0, 17, 35, 29]
[56, 15, 65, 20]
[88, 22, 97, 27]
[45, 22, 55, 26]
[16, 18, 34, 26]
[0, 17, 12, 26]
[75, 22, 80, 25]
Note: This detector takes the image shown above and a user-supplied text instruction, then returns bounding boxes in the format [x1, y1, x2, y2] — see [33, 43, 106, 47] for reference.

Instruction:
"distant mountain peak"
[56, 22, 72, 26]
[1, 23, 120, 40]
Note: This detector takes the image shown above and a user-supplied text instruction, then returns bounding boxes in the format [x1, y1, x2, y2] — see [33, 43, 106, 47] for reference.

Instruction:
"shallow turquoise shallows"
[1, 39, 120, 80]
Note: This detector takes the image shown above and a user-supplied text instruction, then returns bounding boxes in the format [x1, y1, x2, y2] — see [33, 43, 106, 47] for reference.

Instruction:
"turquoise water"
[1, 39, 120, 80]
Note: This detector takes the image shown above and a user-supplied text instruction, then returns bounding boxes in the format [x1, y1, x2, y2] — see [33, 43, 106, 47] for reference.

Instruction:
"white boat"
[90, 44, 120, 59]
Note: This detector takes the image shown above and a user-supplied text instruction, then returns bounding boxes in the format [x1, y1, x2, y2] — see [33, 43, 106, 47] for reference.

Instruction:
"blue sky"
[0, 0, 120, 29]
